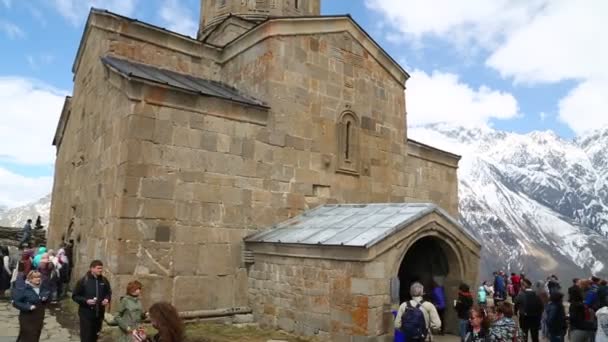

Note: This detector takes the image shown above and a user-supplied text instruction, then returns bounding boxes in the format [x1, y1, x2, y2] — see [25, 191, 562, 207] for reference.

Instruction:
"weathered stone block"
[141, 178, 175, 200]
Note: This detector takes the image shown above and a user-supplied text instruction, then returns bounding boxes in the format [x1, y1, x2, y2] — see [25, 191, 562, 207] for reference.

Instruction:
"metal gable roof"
[244, 203, 479, 248]
[101, 56, 269, 109]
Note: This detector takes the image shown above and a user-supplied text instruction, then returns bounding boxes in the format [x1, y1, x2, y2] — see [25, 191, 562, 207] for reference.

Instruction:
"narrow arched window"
[345, 121, 351, 160]
[337, 111, 359, 175]
[295, 0, 299, 9]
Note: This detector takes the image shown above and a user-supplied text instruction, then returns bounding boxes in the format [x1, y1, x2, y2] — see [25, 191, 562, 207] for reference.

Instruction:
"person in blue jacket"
[432, 278, 447, 335]
[12, 270, 50, 342]
[494, 272, 506, 303]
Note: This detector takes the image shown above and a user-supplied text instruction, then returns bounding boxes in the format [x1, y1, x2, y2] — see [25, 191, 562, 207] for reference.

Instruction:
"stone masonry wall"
[48, 27, 135, 284]
[248, 254, 391, 341]
[50, 14, 461, 314]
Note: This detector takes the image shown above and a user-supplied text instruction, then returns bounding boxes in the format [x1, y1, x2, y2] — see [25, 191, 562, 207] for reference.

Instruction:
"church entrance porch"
[244, 203, 481, 341]
[397, 236, 464, 334]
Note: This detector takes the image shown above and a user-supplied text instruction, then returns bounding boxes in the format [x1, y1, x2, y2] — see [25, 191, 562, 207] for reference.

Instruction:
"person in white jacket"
[596, 306, 608, 342]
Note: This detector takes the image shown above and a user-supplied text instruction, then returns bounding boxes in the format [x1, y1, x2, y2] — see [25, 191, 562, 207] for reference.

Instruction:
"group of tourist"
[0, 219, 185, 342]
[395, 271, 608, 342]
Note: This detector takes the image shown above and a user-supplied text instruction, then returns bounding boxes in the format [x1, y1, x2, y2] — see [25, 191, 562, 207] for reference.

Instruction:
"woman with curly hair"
[132, 302, 184, 342]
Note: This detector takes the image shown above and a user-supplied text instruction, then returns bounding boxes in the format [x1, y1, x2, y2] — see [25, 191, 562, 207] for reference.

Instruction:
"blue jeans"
[549, 335, 564, 342]
[459, 319, 469, 342]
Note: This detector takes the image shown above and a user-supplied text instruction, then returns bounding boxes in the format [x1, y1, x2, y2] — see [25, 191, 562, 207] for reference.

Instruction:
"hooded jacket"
[32, 247, 46, 268]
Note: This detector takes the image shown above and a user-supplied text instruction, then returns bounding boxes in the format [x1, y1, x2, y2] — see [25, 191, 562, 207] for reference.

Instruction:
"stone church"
[49, 0, 480, 340]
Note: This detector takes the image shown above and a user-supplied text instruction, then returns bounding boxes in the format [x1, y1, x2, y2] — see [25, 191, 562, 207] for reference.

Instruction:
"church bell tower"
[199, 0, 321, 37]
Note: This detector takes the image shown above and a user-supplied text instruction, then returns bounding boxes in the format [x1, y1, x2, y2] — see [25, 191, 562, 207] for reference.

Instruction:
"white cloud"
[0, 20, 25, 39]
[539, 112, 547, 121]
[159, 0, 198, 37]
[0, 167, 52, 208]
[0, 77, 67, 165]
[364, 0, 543, 49]
[407, 70, 519, 126]
[558, 80, 608, 135]
[486, 1, 608, 84]
[50, 0, 138, 25]
[367, 0, 608, 136]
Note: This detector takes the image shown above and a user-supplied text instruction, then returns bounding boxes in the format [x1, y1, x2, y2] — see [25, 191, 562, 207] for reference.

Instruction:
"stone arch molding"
[390, 222, 466, 281]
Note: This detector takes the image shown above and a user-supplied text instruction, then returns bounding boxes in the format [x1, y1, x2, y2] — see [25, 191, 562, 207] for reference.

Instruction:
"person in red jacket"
[511, 273, 521, 297]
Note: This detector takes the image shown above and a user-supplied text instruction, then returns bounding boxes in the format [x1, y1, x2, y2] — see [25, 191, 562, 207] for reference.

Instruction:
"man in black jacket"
[514, 279, 544, 342]
[568, 278, 579, 303]
[72, 260, 112, 342]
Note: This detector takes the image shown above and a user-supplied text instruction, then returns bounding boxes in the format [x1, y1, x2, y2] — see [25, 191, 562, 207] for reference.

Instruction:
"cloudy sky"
[0, 0, 607, 207]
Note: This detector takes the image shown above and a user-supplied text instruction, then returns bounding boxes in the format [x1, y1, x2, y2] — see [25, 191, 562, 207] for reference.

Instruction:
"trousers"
[79, 312, 104, 342]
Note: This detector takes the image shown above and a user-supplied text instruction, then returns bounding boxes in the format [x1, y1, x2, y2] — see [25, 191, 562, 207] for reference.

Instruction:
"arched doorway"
[397, 235, 463, 334]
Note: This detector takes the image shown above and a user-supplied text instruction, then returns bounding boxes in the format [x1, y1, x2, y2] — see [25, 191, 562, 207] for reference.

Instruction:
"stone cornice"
[407, 139, 461, 168]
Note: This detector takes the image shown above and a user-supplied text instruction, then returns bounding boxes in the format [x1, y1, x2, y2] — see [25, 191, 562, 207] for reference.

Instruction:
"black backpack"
[400, 301, 428, 339]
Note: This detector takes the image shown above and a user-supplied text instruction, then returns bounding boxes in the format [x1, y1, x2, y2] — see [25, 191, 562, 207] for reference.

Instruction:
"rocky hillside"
[0, 194, 51, 228]
[410, 124, 608, 282]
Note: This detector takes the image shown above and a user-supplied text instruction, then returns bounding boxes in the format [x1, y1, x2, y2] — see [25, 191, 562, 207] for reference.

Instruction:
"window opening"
[345, 121, 351, 160]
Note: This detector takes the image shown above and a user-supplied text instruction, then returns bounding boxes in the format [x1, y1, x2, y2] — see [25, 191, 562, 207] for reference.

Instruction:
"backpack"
[401, 301, 428, 339]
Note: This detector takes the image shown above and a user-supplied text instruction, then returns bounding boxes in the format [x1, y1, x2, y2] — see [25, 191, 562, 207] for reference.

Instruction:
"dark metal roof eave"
[101, 56, 270, 110]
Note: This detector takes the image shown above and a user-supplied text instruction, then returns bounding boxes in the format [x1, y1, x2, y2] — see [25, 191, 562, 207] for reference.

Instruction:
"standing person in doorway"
[394, 282, 442, 342]
[12, 271, 50, 342]
[515, 279, 544, 342]
[432, 278, 447, 335]
[72, 260, 112, 342]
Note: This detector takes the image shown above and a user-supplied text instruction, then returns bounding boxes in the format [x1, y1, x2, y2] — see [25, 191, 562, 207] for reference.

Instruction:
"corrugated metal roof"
[101, 56, 269, 109]
[245, 203, 478, 248]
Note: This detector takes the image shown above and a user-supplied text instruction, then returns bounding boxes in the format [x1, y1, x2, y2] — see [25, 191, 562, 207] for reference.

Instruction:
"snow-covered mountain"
[410, 123, 608, 282]
[0, 194, 51, 228]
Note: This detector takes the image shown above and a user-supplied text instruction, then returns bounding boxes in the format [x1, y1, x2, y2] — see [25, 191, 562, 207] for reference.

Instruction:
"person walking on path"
[72, 260, 112, 342]
[432, 279, 447, 335]
[115, 280, 146, 342]
[12, 271, 50, 342]
[19, 219, 33, 246]
[478, 284, 488, 307]
[456, 283, 474, 342]
[570, 278, 581, 303]
[514, 279, 544, 342]
[0, 246, 11, 297]
[394, 282, 442, 342]
[132, 302, 184, 342]
[545, 292, 567, 342]
[569, 287, 597, 342]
